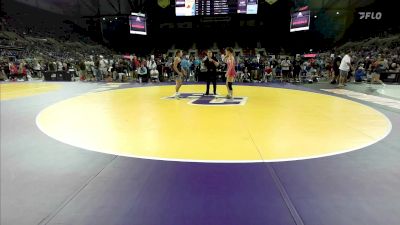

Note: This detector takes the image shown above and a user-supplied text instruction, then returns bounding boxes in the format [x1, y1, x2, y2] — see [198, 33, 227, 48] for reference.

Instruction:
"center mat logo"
[164, 93, 247, 106]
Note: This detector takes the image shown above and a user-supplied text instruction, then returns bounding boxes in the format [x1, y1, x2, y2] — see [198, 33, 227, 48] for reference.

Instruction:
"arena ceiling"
[11, 0, 377, 17]
[12, 0, 136, 16]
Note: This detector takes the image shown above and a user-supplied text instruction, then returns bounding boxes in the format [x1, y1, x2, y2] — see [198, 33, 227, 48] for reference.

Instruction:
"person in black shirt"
[293, 54, 302, 82]
[331, 54, 342, 84]
[203, 50, 219, 95]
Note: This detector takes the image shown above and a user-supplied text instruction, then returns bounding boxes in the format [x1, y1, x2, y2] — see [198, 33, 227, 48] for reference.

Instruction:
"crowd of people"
[1, 20, 399, 86]
[1, 46, 399, 86]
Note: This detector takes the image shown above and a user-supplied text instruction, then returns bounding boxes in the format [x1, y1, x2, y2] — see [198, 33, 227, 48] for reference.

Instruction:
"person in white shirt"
[33, 61, 42, 78]
[148, 55, 159, 82]
[99, 55, 108, 80]
[57, 61, 63, 71]
[338, 52, 352, 87]
[281, 57, 291, 82]
[85, 59, 95, 81]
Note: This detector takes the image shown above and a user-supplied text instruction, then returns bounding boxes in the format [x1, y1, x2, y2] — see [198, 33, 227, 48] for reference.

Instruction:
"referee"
[203, 50, 219, 95]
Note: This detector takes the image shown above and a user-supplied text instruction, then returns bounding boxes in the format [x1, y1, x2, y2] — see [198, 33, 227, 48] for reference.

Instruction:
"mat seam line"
[239, 111, 305, 225]
[37, 155, 118, 225]
[267, 164, 305, 225]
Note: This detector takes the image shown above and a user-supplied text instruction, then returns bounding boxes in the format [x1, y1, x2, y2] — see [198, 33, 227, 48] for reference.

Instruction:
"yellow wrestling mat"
[36, 85, 391, 162]
[0, 82, 61, 100]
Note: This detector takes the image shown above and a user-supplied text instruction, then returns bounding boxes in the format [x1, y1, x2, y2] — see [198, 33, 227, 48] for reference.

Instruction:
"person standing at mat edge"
[338, 51, 352, 87]
[173, 50, 186, 98]
[203, 50, 219, 95]
[225, 47, 236, 99]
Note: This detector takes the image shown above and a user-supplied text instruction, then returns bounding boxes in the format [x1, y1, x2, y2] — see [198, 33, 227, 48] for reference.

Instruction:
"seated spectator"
[355, 65, 366, 82]
[138, 64, 148, 83]
[241, 67, 251, 82]
[309, 66, 318, 77]
[104, 65, 113, 82]
[390, 62, 399, 72]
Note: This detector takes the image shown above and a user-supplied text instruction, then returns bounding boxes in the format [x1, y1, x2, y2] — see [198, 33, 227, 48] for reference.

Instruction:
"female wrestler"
[173, 50, 186, 98]
[225, 47, 236, 99]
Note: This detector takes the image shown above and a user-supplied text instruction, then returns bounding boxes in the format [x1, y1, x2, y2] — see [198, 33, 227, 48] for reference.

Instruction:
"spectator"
[85, 58, 94, 81]
[181, 55, 191, 82]
[371, 54, 386, 85]
[148, 55, 159, 82]
[99, 55, 108, 81]
[194, 57, 201, 81]
[281, 57, 291, 82]
[338, 52, 352, 87]
[293, 54, 302, 82]
[263, 65, 273, 83]
[355, 64, 366, 82]
[331, 54, 342, 84]
[242, 67, 251, 82]
[275, 61, 282, 80]
[9, 62, 18, 80]
[132, 55, 140, 80]
[33, 60, 42, 78]
[78, 60, 86, 81]
[94, 56, 101, 81]
[138, 63, 148, 83]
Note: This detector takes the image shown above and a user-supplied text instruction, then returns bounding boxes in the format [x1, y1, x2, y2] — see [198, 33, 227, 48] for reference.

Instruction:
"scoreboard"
[176, 0, 258, 16]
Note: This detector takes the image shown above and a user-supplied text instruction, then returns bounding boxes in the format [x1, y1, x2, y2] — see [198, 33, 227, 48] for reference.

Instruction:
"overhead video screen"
[129, 13, 147, 35]
[290, 9, 310, 32]
[176, 0, 258, 16]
